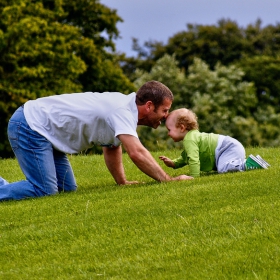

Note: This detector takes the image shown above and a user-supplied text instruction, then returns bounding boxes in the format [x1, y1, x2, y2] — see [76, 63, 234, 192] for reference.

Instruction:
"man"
[0, 81, 193, 201]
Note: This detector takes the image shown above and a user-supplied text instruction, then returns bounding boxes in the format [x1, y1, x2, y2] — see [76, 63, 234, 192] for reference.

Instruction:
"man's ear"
[145, 101, 154, 112]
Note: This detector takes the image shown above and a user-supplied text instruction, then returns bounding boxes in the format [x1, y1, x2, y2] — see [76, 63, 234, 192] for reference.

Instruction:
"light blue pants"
[0, 106, 77, 201]
[215, 135, 246, 173]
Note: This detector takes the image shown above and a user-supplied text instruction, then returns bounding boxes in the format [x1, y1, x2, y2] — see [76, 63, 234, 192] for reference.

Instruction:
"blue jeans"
[0, 106, 77, 201]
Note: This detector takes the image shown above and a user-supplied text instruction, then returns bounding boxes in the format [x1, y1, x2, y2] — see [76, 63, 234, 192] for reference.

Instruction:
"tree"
[167, 20, 248, 70]
[61, 0, 135, 93]
[127, 19, 280, 73]
[244, 20, 280, 57]
[236, 55, 280, 111]
[125, 19, 248, 74]
[0, 0, 135, 157]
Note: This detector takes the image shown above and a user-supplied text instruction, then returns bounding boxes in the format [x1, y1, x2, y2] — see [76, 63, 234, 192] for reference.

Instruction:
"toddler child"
[159, 108, 270, 178]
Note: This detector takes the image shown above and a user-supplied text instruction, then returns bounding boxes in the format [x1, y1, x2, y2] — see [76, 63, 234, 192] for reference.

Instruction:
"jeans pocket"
[8, 121, 20, 151]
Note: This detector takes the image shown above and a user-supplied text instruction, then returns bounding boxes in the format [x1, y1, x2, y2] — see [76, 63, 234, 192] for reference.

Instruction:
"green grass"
[0, 147, 280, 279]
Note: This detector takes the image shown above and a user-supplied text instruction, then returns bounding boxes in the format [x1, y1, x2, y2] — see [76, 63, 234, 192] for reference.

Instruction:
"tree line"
[1, 0, 280, 157]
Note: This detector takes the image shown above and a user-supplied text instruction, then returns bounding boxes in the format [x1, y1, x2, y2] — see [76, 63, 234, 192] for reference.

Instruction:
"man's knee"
[58, 184, 77, 192]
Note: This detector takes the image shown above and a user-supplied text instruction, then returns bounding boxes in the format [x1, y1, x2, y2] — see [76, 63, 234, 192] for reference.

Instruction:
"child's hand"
[159, 156, 175, 168]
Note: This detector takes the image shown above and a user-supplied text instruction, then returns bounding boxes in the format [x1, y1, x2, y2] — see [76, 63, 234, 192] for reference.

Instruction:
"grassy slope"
[0, 147, 279, 279]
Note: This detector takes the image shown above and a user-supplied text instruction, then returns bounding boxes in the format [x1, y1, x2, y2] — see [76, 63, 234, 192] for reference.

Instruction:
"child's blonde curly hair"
[169, 108, 199, 131]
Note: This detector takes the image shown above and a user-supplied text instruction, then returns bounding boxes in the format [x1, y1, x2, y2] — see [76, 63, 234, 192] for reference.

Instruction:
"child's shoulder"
[189, 129, 200, 133]
[185, 129, 201, 140]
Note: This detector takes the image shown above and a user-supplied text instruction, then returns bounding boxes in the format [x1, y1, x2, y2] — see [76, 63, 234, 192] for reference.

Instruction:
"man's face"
[146, 98, 172, 129]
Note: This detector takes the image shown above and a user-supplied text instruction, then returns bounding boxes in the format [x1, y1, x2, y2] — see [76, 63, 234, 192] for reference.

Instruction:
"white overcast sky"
[100, 0, 280, 56]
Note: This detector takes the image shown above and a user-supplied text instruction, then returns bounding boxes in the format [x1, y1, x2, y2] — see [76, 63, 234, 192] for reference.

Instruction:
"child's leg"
[215, 136, 246, 173]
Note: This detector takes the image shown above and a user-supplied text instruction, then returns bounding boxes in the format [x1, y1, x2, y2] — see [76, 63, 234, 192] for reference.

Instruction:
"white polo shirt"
[23, 92, 138, 154]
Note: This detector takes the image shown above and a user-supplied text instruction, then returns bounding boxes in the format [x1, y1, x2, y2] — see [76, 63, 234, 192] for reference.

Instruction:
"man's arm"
[118, 134, 193, 182]
[102, 145, 139, 185]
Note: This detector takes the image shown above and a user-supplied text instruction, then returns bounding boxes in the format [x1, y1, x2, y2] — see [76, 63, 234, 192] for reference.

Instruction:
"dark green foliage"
[128, 19, 280, 71]
[237, 55, 280, 110]
[0, 0, 135, 157]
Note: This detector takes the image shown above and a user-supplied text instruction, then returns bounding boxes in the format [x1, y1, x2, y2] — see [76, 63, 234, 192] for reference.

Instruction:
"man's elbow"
[127, 149, 145, 163]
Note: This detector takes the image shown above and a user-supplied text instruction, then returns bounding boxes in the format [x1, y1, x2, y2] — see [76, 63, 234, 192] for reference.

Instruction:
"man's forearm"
[118, 135, 172, 182]
[102, 146, 127, 184]
[126, 146, 171, 182]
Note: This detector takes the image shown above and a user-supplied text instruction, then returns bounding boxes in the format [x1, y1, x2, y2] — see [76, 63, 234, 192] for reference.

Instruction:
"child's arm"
[184, 142, 200, 177]
[159, 156, 175, 168]
[159, 156, 193, 180]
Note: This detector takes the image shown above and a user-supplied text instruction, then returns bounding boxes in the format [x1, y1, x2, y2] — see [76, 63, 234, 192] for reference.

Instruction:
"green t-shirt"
[172, 130, 219, 177]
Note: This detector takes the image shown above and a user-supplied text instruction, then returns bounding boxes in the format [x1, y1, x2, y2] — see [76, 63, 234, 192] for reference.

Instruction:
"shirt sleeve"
[107, 107, 138, 139]
[172, 150, 188, 169]
[184, 140, 201, 177]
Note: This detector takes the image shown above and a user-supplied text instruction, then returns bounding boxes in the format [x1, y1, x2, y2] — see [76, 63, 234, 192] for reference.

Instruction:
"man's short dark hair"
[136, 81, 174, 110]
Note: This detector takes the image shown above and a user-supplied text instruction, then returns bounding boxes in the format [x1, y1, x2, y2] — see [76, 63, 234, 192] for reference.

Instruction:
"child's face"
[165, 116, 186, 142]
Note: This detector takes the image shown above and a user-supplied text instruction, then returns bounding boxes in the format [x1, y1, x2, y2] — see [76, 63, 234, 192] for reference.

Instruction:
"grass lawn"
[0, 147, 279, 279]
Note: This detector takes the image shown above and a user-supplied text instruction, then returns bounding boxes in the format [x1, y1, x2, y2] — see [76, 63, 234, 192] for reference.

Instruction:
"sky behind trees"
[101, 0, 280, 56]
